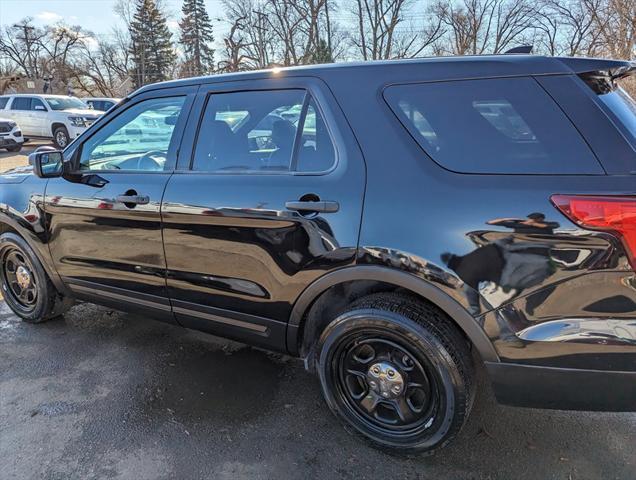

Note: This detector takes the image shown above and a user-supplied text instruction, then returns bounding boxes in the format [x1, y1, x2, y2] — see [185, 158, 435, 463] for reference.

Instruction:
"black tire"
[6, 145, 22, 153]
[0, 232, 72, 323]
[316, 292, 475, 455]
[53, 126, 70, 149]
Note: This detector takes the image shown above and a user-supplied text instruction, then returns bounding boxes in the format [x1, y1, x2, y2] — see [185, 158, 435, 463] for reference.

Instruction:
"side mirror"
[34, 105, 46, 111]
[30, 150, 64, 178]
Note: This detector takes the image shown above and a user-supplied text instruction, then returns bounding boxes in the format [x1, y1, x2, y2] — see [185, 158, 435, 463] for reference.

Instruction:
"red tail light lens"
[551, 195, 636, 269]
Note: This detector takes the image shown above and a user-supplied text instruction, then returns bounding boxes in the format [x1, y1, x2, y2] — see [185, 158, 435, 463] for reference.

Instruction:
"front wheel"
[316, 293, 475, 454]
[6, 145, 22, 152]
[0, 232, 72, 323]
[53, 126, 70, 149]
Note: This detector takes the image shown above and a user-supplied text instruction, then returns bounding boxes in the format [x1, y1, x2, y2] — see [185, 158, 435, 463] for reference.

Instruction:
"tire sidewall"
[317, 309, 465, 453]
[53, 127, 69, 149]
[0, 233, 53, 322]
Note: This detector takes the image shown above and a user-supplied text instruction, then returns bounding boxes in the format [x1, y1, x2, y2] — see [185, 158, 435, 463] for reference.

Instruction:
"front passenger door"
[45, 88, 195, 319]
[30, 97, 49, 136]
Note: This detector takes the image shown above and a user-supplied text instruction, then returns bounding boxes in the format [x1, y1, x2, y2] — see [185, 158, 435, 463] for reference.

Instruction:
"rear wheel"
[0, 233, 72, 323]
[316, 292, 475, 454]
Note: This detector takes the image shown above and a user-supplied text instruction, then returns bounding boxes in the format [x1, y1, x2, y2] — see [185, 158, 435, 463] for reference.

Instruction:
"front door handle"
[115, 194, 150, 205]
[285, 200, 339, 213]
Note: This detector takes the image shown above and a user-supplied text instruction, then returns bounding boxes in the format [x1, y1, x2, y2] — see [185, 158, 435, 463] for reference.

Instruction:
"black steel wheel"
[0, 232, 72, 323]
[316, 292, 475, 454]
[1, 246, 38, 313]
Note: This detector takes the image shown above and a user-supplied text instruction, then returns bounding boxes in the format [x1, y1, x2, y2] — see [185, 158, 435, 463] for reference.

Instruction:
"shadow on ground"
[1, 301, 634, 479]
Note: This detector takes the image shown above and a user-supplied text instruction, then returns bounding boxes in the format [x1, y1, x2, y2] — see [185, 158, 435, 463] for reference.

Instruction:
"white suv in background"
[0, 117, 25, 152]
[0, 94, 102, 149]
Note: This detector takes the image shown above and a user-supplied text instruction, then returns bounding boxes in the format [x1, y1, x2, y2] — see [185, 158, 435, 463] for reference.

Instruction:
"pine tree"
[129, 0, 177, 87]
[310, 39, 334, 64]
[179, 0, 215, 77]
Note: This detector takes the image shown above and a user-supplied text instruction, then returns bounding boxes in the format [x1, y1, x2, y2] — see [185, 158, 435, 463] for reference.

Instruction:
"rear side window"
[384, 77, 603, 174]
[581, 74, 636, 150]
[0, 97, 8, 109]
[192, 90, 336, 173]
[10, 97, 31, 110]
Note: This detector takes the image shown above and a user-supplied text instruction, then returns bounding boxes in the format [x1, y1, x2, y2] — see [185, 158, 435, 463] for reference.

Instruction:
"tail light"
[551, 195, 636, 269]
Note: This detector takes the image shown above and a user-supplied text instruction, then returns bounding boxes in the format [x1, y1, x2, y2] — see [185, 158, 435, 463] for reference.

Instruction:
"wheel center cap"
[367, 361, 404, 399]
[16, 266, 31, 289]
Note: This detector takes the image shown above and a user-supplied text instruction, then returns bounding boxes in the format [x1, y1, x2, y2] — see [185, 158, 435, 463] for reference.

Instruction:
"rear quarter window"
[384, 77, 604, 174]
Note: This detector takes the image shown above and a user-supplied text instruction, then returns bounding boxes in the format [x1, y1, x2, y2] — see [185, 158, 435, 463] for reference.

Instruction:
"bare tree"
[350, 0, 417, 60]
[0, 19, 47, 78]
[431, 0, 535, 55]
[535, 0, 603, 56]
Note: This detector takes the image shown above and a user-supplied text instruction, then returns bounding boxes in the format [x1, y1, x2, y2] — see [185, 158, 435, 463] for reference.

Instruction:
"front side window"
[31, 98, 46, 111]
[192, 90, 336, 173]
[79, 96, 185, 172]
[384, 77, 603, 174]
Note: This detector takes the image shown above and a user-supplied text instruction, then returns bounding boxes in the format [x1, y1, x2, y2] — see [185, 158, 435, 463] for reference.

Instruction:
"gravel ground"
[1, 300, 635, 480]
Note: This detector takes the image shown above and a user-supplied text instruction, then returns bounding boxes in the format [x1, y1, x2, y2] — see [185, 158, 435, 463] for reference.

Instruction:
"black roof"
[134, 54, 635, 96]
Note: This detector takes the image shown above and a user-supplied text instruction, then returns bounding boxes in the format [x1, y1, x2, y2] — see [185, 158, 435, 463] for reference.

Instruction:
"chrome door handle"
[285, 200, 339, 213]
[115, 194, 150, 205]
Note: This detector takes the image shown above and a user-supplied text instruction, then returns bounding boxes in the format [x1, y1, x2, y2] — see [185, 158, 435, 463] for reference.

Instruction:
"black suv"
[1, 55, 635, 454]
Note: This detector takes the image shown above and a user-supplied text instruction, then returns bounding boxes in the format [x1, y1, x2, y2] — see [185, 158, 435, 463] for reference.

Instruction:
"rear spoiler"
[559, 58, 636, 94]
[556, 57, 635, 79]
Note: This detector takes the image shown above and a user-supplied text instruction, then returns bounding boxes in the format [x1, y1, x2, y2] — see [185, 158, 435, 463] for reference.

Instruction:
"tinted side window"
[384, 77, 603, 174]
[0, 97, 8, 109]
[11, 97, 32, 110]
[193, 90, 305, 172]
[296, 100, 336, 172]
[31, 98, 46, 111]
[79, 96, 185, 172]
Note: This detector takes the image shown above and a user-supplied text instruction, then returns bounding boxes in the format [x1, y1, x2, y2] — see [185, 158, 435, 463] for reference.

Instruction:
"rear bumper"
[486, 361, 636, 411]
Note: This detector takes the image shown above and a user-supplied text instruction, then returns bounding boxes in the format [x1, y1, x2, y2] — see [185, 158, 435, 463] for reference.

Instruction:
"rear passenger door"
[161, 77, 366, 350]
[8, 97, 35, 136]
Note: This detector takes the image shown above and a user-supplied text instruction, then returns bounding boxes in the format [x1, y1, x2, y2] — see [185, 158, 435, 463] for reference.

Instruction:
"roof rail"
[504, 45, 533, 54]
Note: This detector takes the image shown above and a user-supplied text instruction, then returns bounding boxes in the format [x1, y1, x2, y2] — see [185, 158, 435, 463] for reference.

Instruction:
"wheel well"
[51, 122, 67, 136]
[0, 222, 17, 236]
[298, 280, 474, 362]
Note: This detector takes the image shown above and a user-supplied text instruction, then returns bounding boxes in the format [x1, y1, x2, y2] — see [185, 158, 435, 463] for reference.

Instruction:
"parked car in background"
[0, 94, 102, 149]
[1, 54, 635, 455]
[83, 97, 121, 112]
[0, 117, 24, 152]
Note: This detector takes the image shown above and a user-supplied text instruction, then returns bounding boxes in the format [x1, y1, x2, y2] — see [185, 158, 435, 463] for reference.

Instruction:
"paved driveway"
[0, 300, 634, 480]
[0, 140, 51, 172]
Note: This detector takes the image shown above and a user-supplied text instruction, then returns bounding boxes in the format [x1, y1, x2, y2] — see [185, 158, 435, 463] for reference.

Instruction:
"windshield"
[44, 96, 88, 111]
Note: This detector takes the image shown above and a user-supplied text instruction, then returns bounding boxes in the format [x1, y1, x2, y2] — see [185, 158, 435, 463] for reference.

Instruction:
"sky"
[0, 0, 228, 38]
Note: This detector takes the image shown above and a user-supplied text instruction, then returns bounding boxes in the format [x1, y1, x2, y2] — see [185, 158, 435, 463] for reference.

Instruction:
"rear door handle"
[285, 200, 339, 213]
[116, 194, 150, 205]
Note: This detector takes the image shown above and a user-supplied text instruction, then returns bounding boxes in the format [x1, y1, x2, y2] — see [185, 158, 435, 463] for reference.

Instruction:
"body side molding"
[286, 265, 500, 362]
